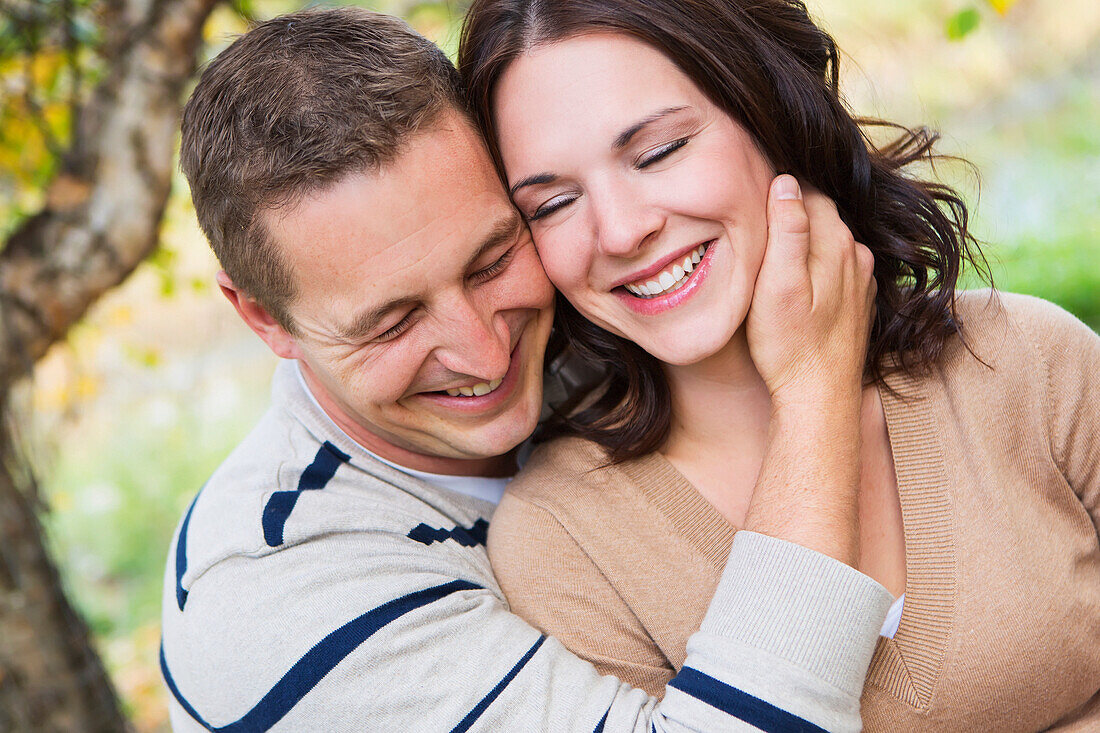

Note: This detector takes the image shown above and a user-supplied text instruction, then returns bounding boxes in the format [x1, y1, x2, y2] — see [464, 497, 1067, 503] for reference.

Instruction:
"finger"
[801, 186, 837, 216]
[765, 174, 811, 272]
[802, 189, 851, 260]
[855, 242, 876, 280]
[857, 242, 878, 313]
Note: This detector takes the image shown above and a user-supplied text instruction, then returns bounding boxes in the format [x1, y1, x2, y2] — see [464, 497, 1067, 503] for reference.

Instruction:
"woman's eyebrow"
[613, 105, 688, 149]
[509, 172, 557, 197]
[509, 106, 690, 196]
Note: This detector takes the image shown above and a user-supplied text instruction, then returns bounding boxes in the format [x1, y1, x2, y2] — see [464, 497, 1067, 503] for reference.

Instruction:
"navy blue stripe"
[407, 518, 489, 548]
[298, 441, 351, 490]
[668, 667, 828, 733]
[261, 492, 301, 547]
[160, 642, 217, 732]
[593, 706, 610, 733]
[161, 579, 481, 732]
[175, 490, 203, 611]
[448, 635, 547, 733]
[262, 441, 350, 547]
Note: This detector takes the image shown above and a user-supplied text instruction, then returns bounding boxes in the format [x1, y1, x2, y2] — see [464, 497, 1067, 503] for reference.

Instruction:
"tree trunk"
[0, 0, 220, 728]
[0, 398, 130, 731]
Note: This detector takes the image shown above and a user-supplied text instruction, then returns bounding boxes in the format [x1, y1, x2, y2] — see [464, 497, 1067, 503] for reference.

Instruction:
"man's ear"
[216, 271, 302, 360]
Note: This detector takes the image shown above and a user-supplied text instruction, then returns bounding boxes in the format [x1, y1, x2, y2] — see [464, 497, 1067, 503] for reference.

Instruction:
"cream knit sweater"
[490, 291, 1100, 731]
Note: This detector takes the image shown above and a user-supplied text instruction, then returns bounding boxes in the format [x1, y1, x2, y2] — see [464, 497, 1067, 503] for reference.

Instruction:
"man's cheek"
[489, 259, 555, 313]
[370, 349, 430, 404]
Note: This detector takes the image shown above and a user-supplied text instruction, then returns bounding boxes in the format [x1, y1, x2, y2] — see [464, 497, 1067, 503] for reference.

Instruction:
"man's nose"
[433, 295, 511, 380]
[591, 181, 663, 257]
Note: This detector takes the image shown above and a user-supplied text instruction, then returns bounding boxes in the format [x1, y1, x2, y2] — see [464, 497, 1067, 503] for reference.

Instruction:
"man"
[161, 7, 890, 731]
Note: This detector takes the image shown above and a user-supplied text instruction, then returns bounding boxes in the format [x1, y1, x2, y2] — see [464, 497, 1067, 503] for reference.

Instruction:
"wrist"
[769, 380, 863, 423]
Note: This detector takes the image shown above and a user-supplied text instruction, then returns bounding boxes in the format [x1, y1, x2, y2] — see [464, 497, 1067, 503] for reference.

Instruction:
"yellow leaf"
[988, 0, 1018, 15]
[53, 491, 73, 512]
[76, 375, 99, 399]
[108, 305, 133, 326]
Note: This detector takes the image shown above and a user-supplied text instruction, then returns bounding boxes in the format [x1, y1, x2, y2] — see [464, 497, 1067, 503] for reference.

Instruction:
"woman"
[458, 0, 1100, 730]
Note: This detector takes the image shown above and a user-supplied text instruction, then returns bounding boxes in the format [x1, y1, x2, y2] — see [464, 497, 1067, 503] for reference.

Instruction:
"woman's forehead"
[493, 35, 711, 161]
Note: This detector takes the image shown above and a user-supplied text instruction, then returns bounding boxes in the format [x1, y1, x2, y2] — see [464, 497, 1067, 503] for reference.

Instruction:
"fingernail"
[775, 175, 801, 201]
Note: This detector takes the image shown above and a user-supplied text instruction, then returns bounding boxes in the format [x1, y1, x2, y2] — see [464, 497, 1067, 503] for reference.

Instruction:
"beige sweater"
[490, 292, 1100, 731]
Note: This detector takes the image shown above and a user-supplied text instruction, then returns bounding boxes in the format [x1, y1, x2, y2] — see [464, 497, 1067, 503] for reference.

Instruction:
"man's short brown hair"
[181, 7, 467, 330]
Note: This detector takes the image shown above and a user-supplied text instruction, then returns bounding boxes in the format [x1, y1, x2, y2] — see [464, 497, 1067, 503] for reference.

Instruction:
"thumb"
[765, 175, 811, 273]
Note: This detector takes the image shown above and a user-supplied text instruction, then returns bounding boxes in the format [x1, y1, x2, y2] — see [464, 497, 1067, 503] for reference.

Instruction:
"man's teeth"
[624, 244, 707, 298]
[444, 377, 503, 398]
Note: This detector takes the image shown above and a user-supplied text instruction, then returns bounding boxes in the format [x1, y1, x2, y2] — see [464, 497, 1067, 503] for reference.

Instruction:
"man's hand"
[741, 175, 877, 567]
[746, 175, 876, 410]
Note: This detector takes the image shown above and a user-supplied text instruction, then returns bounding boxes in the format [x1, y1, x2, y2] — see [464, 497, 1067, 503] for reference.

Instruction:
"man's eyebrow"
[463, 211, 524, 271]
[613, 105, 689, 149]
[337, 297, 419, 342]
[335, 214, 522, 341]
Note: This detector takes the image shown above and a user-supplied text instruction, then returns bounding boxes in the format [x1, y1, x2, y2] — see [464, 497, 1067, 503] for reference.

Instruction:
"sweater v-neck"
[625, 371, 954, 711]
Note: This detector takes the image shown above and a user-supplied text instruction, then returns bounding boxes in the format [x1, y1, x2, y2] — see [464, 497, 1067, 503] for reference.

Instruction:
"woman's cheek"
[535, 229, 589, 296]
[668, 160, 739, 219]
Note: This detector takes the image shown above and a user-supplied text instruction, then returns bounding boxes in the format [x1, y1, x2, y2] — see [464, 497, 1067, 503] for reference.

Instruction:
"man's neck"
[296, 362, 516, 478]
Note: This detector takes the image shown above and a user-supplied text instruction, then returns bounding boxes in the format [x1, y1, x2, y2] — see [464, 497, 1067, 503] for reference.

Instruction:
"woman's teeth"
[444, 377, 503, 397]
[624, 244, 708, 299]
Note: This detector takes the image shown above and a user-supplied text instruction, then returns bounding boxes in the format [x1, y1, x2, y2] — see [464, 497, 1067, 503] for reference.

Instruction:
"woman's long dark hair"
[459, 0, 989, 462]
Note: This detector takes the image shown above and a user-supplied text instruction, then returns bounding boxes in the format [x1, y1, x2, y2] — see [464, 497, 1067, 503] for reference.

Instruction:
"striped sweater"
[160, 359, 892, 732]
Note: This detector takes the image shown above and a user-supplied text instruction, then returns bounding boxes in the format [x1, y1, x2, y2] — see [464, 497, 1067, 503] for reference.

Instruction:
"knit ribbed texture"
[701, 531, 892, 697]
[871, 368, 954, 709]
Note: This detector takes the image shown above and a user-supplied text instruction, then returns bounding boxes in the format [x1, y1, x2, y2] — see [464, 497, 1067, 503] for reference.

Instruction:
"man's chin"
[439, 413, 538, 462]
[413, 377, 543, 461]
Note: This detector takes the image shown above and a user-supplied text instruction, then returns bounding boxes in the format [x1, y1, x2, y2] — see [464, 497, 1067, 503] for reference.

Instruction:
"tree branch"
[0, 0, 223, 391]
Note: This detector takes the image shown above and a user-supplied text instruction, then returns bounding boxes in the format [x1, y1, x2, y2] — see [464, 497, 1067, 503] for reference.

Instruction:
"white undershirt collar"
[294, 362, 510, 505]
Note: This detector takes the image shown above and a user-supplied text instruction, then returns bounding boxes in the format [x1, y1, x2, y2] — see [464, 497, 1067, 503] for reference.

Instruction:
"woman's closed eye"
[636, 137, 690, 169]
[528, 193, 579, 222]
[526, 137, 691, 222]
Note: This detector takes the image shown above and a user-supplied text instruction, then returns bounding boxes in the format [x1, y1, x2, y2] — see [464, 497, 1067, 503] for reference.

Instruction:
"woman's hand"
[746, 175, 876, 409]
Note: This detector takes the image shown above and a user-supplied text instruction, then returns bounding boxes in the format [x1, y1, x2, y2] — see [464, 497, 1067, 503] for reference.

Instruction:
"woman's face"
[493, 33, 775, 366]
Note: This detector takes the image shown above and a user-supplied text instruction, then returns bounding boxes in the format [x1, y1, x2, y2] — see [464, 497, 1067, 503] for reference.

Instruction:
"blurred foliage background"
[2, 0, 1097, 728]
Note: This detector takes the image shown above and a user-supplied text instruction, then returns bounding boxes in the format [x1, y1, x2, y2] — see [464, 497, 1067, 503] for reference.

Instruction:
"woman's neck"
[663, 328, 771, 444]
[659, 328, 772, 524]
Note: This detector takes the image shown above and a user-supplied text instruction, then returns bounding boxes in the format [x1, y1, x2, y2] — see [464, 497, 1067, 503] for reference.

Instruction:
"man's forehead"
[276, 184, 516, 280]
[269, 127, 511, 265]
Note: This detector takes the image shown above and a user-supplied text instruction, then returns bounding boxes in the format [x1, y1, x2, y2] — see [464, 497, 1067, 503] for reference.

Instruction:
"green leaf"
[946, 7, 982, 40]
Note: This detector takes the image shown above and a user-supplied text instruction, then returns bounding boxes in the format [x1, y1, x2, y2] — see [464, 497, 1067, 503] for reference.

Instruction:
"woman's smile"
[617, 240, 708, 299]
[614, 240, 716, 315]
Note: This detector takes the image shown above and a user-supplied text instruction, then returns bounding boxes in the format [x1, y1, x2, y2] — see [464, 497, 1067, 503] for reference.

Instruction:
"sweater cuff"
[700, 530, 893, 698]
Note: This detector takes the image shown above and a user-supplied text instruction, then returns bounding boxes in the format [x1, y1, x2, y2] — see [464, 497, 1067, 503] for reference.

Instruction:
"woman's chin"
[637, 336, 732, 367]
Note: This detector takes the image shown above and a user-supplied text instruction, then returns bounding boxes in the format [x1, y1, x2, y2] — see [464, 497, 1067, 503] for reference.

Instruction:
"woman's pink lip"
[612, 240, 714, 289]
[414, 338, 525, 414]
[615, 240, 715, 315]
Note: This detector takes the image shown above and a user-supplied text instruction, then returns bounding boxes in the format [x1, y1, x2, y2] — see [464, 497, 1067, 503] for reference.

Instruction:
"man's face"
[264, 113, 555, 474]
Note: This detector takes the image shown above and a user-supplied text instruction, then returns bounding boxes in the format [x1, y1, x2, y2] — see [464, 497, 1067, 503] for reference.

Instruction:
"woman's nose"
[590, 183, 663, 258]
